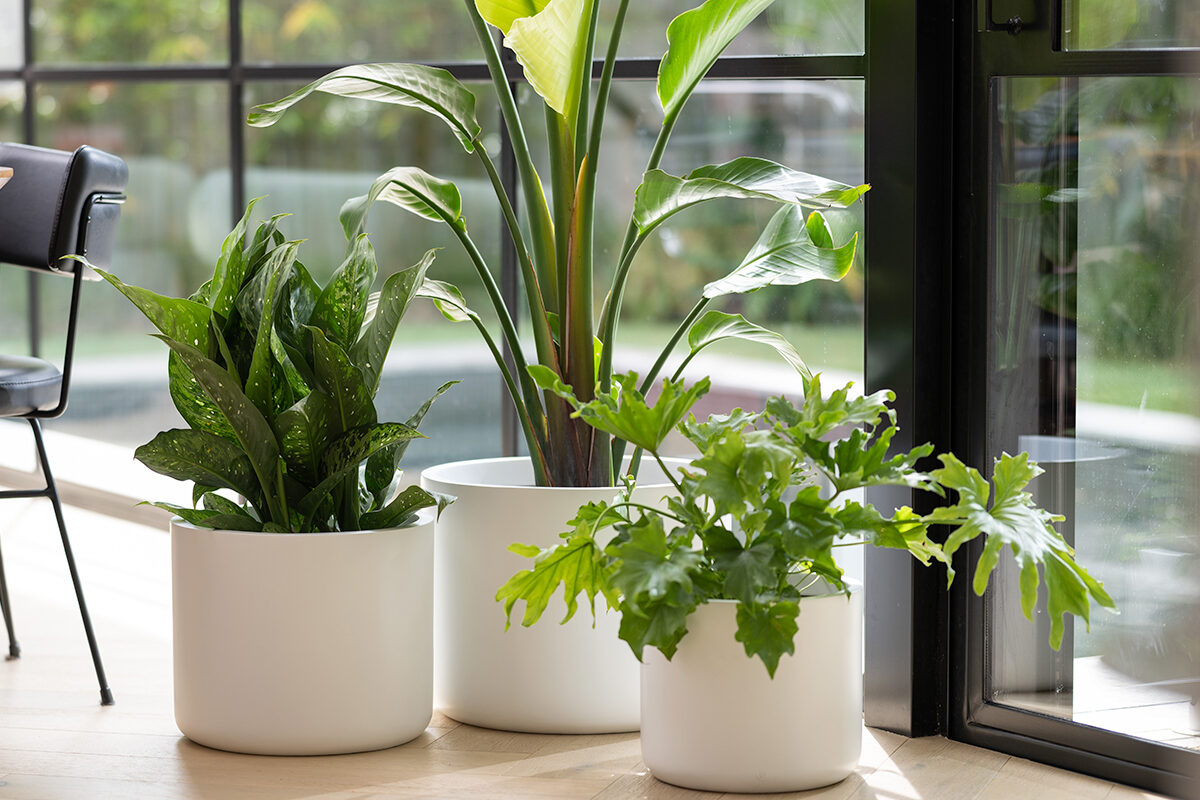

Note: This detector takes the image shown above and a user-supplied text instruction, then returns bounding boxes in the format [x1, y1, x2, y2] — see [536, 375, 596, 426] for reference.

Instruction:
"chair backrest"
[0, 143, 128, 278]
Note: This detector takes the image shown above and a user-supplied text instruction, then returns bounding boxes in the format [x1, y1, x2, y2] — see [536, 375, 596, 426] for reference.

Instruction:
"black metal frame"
[946, 1, 1200, 795]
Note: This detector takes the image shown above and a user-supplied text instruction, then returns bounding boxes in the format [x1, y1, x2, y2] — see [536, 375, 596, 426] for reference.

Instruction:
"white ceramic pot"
[420, 456, 681, 733]
[641, 582, 864, 793]
[171, 511, 434, 755]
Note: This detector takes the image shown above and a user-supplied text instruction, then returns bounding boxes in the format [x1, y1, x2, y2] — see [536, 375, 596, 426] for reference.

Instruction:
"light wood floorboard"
[0, 497, 1176, 799]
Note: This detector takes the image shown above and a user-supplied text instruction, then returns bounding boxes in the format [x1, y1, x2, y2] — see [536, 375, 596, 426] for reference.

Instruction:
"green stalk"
[475, 148, 558, 373]
[464, 0, 558, 313]
[547, 106, 575, 321]
[574, 0, 601, 171]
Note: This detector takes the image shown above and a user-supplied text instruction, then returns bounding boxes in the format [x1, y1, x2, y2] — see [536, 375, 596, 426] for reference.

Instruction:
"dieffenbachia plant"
[93, 201, 454, 533]
[497, 373, 1116, 675]
[248, 0, 869, 488]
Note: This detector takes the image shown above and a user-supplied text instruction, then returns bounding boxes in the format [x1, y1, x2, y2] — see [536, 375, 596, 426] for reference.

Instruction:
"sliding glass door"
[953, 2, 1200, 794]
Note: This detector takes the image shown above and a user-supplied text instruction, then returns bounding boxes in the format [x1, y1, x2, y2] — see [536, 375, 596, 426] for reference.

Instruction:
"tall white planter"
[421, 456, 680, 733]
[171, 511, 434, 755]
[641, 583, 864, 793]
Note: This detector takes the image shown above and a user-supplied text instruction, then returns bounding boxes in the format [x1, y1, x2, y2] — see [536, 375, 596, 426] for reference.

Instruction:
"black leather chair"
[0, 143, 128, 706]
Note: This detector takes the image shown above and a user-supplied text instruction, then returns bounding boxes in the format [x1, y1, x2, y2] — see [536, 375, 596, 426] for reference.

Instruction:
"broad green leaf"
[274, 260, 320, 351]
[692, 426, 795, 517]
[94, 269, 211, 350]
[707, 529, 781, 604]
[658, 0, 775, 120]
[608, 515, 705, 606]
[686, 310, 812, 382]
[134, 429, 260, 506]
[341, 168, 465, 239]
[734, 599, 799, 677]
[359, 484, 443, 530]
[475, 0, 549, 33]
[351, 249, 438, 393]
[531, 368, 709, 454]
[298, 422, 425, 519]
[274, 391, 333, 485]
[497, 532, 609, 628]
[208, 199, 260, 320]
[154, 336, 283, 522]
[168, 351, 237, 441]
[504, 0, 593, 122]
[634, 157, 869, 234]
[617, 594, 697, 662]
[766, 375, 895, 441]
[365, 379, 457, 505]
[928, 452, 1115, 649]
[148, 502, 263, 531]
[416, 278, 477, 323]
[702, 205, 858, 298]
[310, 234, 377, 351]
[305, 325, 377, 436]
[238, 241, 300, 416]
[248, 64, 482, 152]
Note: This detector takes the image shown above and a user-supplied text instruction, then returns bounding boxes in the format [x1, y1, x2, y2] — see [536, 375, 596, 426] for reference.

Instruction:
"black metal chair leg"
[0, 536, 19, 659]
[28, 419, 114, 706]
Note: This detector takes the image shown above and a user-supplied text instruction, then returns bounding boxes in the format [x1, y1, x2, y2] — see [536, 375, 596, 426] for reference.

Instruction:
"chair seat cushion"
[0, 355, 62, 416]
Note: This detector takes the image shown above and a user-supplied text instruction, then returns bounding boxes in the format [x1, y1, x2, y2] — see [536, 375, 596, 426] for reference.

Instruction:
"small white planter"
[641, 583, 864, 793]
[421, 456, 681, 733]
[171, 512, 434, 755]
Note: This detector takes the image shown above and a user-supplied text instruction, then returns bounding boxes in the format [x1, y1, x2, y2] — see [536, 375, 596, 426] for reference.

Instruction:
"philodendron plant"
[93, 201, 453, 533]
[248, 0, 868, 488]
[497, 373, 1115, 675]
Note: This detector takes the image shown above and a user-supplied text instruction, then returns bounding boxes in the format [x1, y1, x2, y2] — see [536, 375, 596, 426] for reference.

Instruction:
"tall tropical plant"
[249, 0, 868, 488]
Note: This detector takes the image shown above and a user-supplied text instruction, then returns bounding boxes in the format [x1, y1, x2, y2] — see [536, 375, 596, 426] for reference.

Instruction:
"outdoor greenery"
[92, 202, 453, 532]
[249, 0, 869, 488]
[498, 372, 1116, 675]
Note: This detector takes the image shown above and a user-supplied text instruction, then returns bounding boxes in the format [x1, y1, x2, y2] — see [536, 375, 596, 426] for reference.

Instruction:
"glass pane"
[32, 0, 227, 65]
[0, 0, 21, 67]
[1062, 0, 1200, 49]
[517, 77, 865, 431]
[245, 81, 504, 467]
[243, 1, 480, 63]
[988, 76, 1200, 750]
[32, 82, 230, 460]
[597, 1, 864, 58]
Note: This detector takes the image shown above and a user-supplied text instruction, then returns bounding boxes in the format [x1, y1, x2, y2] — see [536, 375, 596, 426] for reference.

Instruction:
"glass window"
[243, 1, 481, 63]
[987, 75, 1200, 752]
[0, 0, 21, 67]
[1062, 0, 1200, 50]
[245, 80, 505, 467]
[32, 82, 231, 456]
[32, 0, 228, 65]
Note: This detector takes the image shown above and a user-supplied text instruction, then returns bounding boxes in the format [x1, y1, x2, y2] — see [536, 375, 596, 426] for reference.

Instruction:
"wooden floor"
[0, 497, 1173, 799]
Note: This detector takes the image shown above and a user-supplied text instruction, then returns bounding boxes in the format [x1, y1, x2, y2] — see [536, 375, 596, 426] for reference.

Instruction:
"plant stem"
[475, 148, 558, 373]
[463, 0, 558, 311]
[653, 452, 685, 496]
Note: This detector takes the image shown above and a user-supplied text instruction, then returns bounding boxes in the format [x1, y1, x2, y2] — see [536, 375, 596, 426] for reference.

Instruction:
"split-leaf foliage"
[96, 202, 454, 532]
[249, 0, 870, 488]
[497, 373, 1116, 676]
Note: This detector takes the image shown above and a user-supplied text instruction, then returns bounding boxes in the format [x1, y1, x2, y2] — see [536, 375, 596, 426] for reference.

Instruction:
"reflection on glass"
[245, 81, 504, 466]
[33, 0, 227, 65]
[244, 0, 479, 63]
[595, 0, 864, 58]
[1063, 0, 1200, 49]
[519, 79, 866, 415]
[0, 0, 21, 66]
[31, 82, 230, 451]
[989, 76, 1200, 750]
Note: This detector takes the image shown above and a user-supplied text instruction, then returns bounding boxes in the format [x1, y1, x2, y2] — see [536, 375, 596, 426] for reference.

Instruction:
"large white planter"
[421, 456, 680, 733]
[641, 583, 864, 793]
[171, 512, 434, 755]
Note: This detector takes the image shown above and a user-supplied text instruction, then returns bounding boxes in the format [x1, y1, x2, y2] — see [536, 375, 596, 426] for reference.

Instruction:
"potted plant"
[248, 0, 868, 731]
[92, 200, 454, 755]
[497, 371, 1116, 793]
